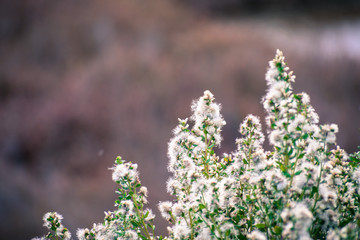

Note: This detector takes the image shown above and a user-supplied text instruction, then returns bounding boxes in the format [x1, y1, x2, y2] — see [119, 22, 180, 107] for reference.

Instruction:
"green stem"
[309, 164, 323, 236]
[169, 211, 176, 224]
[204, 130, 210, 178]
[151, 222, 155, 238]
[246, 131, 254, 168]
[130, 183, 152, 240]
[287, 148, 301, 190]
[284, 153, 289, 171]
[189, 210, 194, 240]
[311, 164, 323, 213]
[201, 192, 223, 240]
[255, 197, 270, 239]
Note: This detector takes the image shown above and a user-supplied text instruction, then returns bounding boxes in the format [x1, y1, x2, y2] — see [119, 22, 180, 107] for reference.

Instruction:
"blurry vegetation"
[183, 0, 360, 19]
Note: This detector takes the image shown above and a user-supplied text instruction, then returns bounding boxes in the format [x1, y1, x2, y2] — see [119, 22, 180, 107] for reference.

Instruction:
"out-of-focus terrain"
[0, 0, 360, 239]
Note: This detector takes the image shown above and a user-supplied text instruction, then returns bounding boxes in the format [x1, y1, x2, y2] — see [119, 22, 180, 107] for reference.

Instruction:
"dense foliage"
[33, 50, 360, 240]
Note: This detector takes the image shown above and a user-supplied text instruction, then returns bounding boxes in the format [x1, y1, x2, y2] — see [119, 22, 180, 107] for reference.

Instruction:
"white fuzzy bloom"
[292, 202, 313, 220]
[42, 212, 63, 228]
[334, 178, 342, 186]
[111, 162, 138, 183]
[353, 168, 360, 183]
[203, 90, 214, 100]
[124, 230, 138, 239]
[172, 221, 191, 239]
[173, 118, 189, 135]
[321, 124, 338, 145]
[269, 129, 283, 146]
[306, 139, 322, 155]
[119, 202, 131, 213]
[171, 202, 184, 217]
[326, 230, 340, 240]
[281, 202, 313, 239]
[269, 81, 287, 99]
[218, 177, 236, 208]
[293, 173, 308, 190]
[247, 230, 267, 240]
[182, 156, 196, 172]
[266, 67, 279, 84]
[166, 177, 179, 194]
[301, 93, 310, 104]
[112, 164, 128, 181]
[56, 225, 64, 236]
[288, 114, 306, 133]
[139, 186, 148, 197]
[277, 179, 288, 190]
[239, 114, 265, 146]
[330, 124, 339, 133]
[305, 106, 320, 124]
[76, 228, 90, 240]
[195, 227, 212, 240]
[248, 172, 263, 185]
[144, 208, 156, 221]
[62, 231, 71, 240]
[220, 222, 236, 235]
[190, 90, 226, 146]
[159, 201, 173, 221]
[326, 133, 337, 145]
[167, 132, 188, 172]
[319, 185, 337, 203]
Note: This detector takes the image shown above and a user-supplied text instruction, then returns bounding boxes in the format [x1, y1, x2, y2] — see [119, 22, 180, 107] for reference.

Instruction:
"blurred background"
[1, 0, 360, 239]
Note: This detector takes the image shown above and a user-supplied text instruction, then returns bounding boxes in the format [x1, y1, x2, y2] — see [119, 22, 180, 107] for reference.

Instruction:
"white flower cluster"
[160, 50, 360, 240]
[34, 51, 360, 240]
[160, 90, 230, 239]
[75, 157, 155, 240]
[32, 212, 71, 240]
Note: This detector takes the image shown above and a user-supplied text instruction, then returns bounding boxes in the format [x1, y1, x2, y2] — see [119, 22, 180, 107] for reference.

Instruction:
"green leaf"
[116, 156, 123, 164]
[139, 234, 147, 240]
[284, 171, 291, 178]
[238, 206, 247, 211]
[131, 221, 139, 227]
[288, 147, 293, 156]
[298, 152, 305, 159]
[274, 225, 282, 235]
[255, 223, 266, 229]
[302, 133, 309, 140]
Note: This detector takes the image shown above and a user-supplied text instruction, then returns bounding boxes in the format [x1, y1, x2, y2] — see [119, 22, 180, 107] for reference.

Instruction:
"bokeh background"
[1, 0, 360, 239]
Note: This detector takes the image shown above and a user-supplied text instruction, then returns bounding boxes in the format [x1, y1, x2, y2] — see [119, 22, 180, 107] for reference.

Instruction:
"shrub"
[33, 50, 360, 240]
